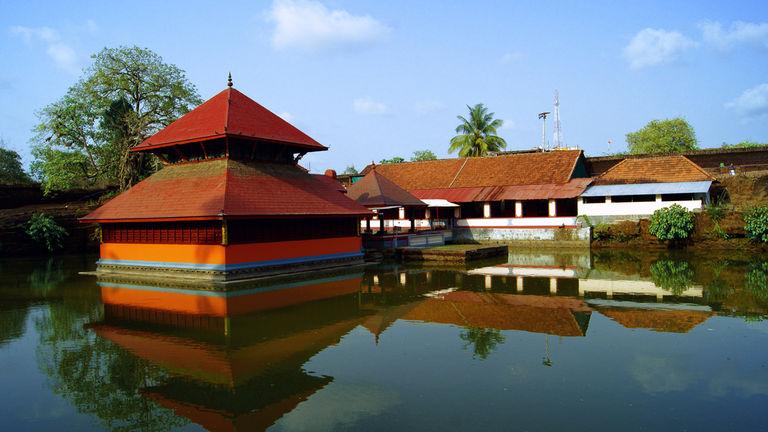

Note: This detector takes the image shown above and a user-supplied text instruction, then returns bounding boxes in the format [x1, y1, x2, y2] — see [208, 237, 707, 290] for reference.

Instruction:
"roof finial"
[227, 72, 233, 88]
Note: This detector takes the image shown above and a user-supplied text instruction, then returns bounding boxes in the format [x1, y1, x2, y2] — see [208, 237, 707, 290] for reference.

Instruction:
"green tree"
[744, 205, 768, 243]
[626, 118, 698, 154]
[26, 213, 68, 252]
[411, 149, 437, 161]
[31, 46, 202, 193]
[380, 156, 405, 164]
[342, 165, 359, 175]
[449, 104, 506, 157]
[721, 140, 767, 149]
[0, 140, 32, 184]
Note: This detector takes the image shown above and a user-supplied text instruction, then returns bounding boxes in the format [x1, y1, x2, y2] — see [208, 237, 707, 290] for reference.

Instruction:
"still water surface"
[1, 251, 768, 431]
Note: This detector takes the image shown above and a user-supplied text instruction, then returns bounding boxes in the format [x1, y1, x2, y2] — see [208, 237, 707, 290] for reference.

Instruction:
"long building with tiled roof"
[579, 155, 715, 218]
[82, 80, 370, 282]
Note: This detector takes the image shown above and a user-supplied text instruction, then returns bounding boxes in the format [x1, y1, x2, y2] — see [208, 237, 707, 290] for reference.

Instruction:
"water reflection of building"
[466, 258, 714, 334]
[91, 276, 368, 431]
[359, 267, 591, 338]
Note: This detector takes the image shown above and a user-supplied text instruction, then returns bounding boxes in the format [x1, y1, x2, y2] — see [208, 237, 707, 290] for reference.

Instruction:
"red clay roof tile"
[81, 159, 370, 222]
[132, 88, 326, 152]
[594, 155, 713, 185]
[346, 171, 426, 208]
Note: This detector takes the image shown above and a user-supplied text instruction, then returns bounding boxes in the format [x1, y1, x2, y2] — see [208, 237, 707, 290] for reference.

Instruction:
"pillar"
[425, 208, 431, 219]
[548, 199, 557, 217]
[483, 202, 492, 218]
[516, 276, 524, 293]
[605, 196, 612, 204]
[398, 207, 405, 219]
[400, 272, 406, 285]
[549, 277, 557, 294]
[378, 212, 385, 235]
[485, 275, 492, 291]
[365, 217, 371, 233]
[454, 207, 461, 218]
[655, 194, 662, 202]
[515, 201, 523, 218]
[409, 217, 415, 233]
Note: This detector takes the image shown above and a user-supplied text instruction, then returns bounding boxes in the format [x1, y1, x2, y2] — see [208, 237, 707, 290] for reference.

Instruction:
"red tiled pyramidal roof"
[594, 155, 714, 185]
[346, 171, 426, 208]
[81, 159, 370, 222]
[132, 87, 326, 152]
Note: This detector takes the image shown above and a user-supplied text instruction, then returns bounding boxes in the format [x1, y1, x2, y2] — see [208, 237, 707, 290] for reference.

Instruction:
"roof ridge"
[448, 158, 469, 188]
[680, 155, 716, 180]
[223, 88, 232, 133]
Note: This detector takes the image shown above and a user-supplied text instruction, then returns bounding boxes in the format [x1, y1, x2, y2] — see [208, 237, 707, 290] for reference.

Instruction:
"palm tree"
[449, 104, 507, 157]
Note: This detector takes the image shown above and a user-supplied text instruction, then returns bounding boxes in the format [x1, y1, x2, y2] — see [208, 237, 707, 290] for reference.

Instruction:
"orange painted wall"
[100, 236, 362, 265]
[100, 277, 362, 317]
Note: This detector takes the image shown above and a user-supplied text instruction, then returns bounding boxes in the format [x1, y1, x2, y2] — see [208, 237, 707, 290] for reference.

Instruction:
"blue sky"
[2, 0, 768, 173]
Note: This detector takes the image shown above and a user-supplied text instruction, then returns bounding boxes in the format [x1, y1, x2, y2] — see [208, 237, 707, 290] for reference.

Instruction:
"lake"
[1, 250, 767, 431]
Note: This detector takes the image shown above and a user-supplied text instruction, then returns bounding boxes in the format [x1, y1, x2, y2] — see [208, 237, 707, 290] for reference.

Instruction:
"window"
[611, 195, 655, 203]
[102, 221, 222, 244]
[661, 193, 696, 201]
[582, 196, 605, 204]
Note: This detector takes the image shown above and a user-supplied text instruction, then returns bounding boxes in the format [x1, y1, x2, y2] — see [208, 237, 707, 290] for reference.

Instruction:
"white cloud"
[268, 0, 391, 52]
[624, 28, 696, 69]
[500, 119, 516, 130]
[700, 20, 768, 50]
[9, 25, 79, 74]
[413, 100, 445, 116]
[353, 97, 389, 115]
[499, 51, 523, 64]
[726, 83, 768, 118]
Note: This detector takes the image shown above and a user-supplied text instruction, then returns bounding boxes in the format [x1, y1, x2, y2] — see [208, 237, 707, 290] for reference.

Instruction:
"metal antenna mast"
[553, 90, 563, 149]
[538, 111, 550, 150]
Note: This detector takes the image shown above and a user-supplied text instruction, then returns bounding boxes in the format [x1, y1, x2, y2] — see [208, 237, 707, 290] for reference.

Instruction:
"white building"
[578, 155, 715, 219]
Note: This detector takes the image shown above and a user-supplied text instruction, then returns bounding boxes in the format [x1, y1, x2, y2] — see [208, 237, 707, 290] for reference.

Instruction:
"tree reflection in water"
[34, 294, 186, 431]
[650, 259, 695, 296]
[460, 327, 506, 360]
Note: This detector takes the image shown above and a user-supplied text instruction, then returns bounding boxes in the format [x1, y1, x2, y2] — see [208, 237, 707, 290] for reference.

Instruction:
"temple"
[81, 79, 370, 283]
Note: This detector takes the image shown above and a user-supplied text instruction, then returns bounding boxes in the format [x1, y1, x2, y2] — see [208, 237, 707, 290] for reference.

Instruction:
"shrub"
[592, 224, 612, 241]
[26, 213, 68, 252]
[744, 205, 768, 243]
[612, 220, 640, 242]
[706, 202, 729, 239]
[648, 204, 695, 241]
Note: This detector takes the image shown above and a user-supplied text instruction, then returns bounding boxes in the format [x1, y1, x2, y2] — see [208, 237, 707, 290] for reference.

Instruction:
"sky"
[1, 0, 768, 173]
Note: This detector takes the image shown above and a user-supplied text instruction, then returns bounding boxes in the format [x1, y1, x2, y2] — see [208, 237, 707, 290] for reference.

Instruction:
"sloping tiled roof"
[133, 87, 326, 152]
[410, 178, 593, 202]
[369, 150, 584, 191]
[598, 308, 712, 333]
[402, 291, 591, 337]
[81, 159, 370, 222]
[346, 171, 426, 208]
[594, 155, 713, 185]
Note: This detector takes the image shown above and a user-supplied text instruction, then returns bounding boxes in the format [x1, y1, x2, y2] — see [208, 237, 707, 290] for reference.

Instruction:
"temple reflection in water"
[85, 250, 761, 430]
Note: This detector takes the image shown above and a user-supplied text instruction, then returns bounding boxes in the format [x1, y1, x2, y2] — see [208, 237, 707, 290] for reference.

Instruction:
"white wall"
[456, 217, 578, 228]
[578, 199, 703, 217]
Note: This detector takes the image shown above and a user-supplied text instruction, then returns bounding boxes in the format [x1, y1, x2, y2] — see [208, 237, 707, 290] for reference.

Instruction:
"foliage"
[411, 149, 438, 161]
[380, 156, 405, 164]
[592, 223, 612, 241]
[744, 205, 768, 243]
[25, 213, 68, 252]
[449, 104, 507, 157]
[31, 46, 202, 193]
[342, 165, 359, 175]
[720, 140, 767, 149]
[648, 204, 695, 241]
[0, 140, 32, 184]
[459, 327, 505, 360]
[626, 118, 698, 155]
[744, 261, 768, 303]
[650, 259, 694, 296]
[706, 202, 729, 239]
